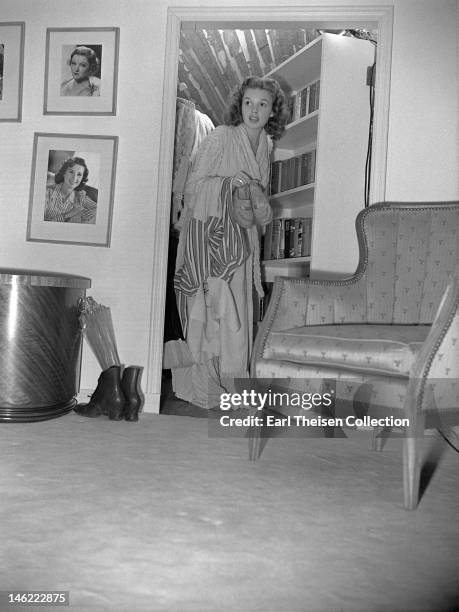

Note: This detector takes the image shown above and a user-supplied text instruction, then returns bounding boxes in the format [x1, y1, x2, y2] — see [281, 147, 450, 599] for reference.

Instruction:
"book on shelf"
[269, 160, 282, 195]
[278, 219, 285, 259]
[287, 157, 297, 191]
[270, 218, 282, 260]
[263, 217, 313, 261]
[287, 94, 298, 123]
[299, 86, 309, 119]
[269, 150, 316, 195]
[293, 156, 302, 189]
[293, 91, 302, 122]
[293, 218, 303, 257]
[284, 219, 292, 258]
[301, 217, 312, 257]
[280, 159, 290, 193]
[298, 150, 316, 186]
[286, 79, 320, 124]
[307, 79, 320, 114]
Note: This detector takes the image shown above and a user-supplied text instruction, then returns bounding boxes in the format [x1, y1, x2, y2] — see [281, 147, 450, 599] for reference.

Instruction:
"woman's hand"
[232, 170, 252, 189]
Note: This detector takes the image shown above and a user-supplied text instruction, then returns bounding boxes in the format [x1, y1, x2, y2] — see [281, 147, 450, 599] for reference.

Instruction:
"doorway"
[146, 5, 394, 414]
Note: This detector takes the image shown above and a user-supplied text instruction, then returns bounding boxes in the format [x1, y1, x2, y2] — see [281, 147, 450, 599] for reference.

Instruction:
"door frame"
[145, 4, 394, 413]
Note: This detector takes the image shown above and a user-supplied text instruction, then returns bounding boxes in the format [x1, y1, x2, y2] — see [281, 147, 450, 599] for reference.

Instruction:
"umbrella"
[78, 296, 121, 370]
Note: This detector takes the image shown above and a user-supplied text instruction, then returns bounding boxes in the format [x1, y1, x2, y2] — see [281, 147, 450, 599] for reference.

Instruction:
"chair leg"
[403, 410, 425, 510]
[371, 426, 383, 451]
[248, 408, 263, 461]
[248, 429, 261, 461]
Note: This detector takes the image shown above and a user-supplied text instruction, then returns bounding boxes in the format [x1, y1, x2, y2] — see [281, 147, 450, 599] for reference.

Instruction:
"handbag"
[230, 175, 272, 229]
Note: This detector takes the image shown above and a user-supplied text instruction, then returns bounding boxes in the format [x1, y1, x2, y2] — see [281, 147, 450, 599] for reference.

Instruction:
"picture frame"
[44, 27, 119, 115]
[27, 133, 118, 247]
[0, 22, 25, 122]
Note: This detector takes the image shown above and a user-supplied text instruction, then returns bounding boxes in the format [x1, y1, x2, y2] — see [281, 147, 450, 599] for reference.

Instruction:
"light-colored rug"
[1, 412, 459, 612]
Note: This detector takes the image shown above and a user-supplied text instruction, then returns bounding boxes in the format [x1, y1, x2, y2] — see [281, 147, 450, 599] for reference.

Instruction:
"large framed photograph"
[44, 27, 119, 115]
[0, 22, 25, 122]
[27, 133, 118, 247]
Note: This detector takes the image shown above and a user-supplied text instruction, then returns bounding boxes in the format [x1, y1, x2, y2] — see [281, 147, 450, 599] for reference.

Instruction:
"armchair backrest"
[357, 202, 459, 324]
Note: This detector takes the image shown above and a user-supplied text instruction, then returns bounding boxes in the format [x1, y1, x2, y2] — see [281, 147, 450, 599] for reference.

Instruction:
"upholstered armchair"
[251, 201, 459, 509]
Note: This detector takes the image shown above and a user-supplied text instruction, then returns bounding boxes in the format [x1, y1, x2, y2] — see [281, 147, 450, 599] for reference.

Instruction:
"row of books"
[263, 217, 313, 261]
[270, 150, 316, 195]
[286, 79, 320, 124]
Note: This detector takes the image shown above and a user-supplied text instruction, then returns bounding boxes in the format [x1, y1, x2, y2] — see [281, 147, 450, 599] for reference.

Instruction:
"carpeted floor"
[1, 404, 459, 612]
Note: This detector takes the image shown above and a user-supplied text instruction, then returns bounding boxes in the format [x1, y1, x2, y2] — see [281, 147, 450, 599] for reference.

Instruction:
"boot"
[74, 366, 126, 420]
[121, 366, 143, 422]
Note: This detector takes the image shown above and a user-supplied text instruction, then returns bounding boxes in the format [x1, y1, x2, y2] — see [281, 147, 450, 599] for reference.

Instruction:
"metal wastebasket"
[0, 269, 91, 422]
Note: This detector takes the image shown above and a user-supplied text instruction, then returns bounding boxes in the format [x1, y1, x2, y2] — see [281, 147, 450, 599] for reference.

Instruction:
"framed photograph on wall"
[27, 132, 118, 247]
[0, 22, 25, 122]
[44, 27, 119, 115]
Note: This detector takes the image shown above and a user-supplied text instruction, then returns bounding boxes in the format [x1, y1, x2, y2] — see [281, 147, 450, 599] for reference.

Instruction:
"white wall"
[0, 0, 457, 411]
[385, 0, 459, 200]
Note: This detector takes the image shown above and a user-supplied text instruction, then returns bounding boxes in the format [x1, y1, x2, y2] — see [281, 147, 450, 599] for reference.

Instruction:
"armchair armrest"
[251, 272, 368, 375]
[410, 280, 459, 413]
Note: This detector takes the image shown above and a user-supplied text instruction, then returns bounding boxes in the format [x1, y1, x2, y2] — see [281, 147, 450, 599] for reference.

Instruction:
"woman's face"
[70, 54, 91, 82]
[63, 164, 85, 191]
[241, 87, 273, 132]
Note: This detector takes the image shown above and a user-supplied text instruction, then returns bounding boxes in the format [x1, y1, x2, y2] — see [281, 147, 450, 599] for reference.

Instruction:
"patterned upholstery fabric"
[255, 358, 409, 411]
[264, 324, 429, 376]
[364, 207, 458, 324]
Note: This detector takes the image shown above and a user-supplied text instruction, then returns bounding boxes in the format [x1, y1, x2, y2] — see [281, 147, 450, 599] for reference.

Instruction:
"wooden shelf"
[278, 111, 319, 150]
[262, 257, 311, 282]
[270, 185, 314, 210]
[262, 256, 310, 266]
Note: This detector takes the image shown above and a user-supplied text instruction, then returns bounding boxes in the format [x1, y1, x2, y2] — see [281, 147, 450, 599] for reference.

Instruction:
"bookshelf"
[262, 33, 374, 282]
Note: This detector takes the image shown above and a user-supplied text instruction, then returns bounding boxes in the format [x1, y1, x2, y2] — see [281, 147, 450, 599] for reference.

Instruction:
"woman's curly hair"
[54, 157, 89, 190]
[224, 76, 289, 140]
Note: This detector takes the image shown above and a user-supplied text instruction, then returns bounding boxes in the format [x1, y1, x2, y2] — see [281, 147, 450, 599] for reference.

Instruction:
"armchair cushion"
[264, 323, 430, 377]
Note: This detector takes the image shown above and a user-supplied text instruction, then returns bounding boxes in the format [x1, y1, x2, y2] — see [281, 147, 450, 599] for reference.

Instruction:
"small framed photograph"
[44, 27, 119, 115]
[27, 132, 118, 247]
[0, 22, 25, 122]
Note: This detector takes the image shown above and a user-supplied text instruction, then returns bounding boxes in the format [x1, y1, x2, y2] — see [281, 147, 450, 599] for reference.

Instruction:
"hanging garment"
[171, 100, 215, 229]
[173, 123, 272, 408]
[171, 98, 196, 228]
[163, 100, 215, 357]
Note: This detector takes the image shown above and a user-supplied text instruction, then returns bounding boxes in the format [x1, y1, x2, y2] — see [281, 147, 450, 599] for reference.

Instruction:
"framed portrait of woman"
[27, 133, 118, 246]
[0, 22, 25, 122]
[43, 27, 119, 115]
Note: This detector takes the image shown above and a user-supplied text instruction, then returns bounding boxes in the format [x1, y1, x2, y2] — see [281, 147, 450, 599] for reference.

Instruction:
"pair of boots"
[74, 365, 142, 421]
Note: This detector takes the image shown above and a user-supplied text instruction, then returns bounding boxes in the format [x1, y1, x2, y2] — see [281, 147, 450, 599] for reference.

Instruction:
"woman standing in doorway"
[173, 76, 288, 409]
